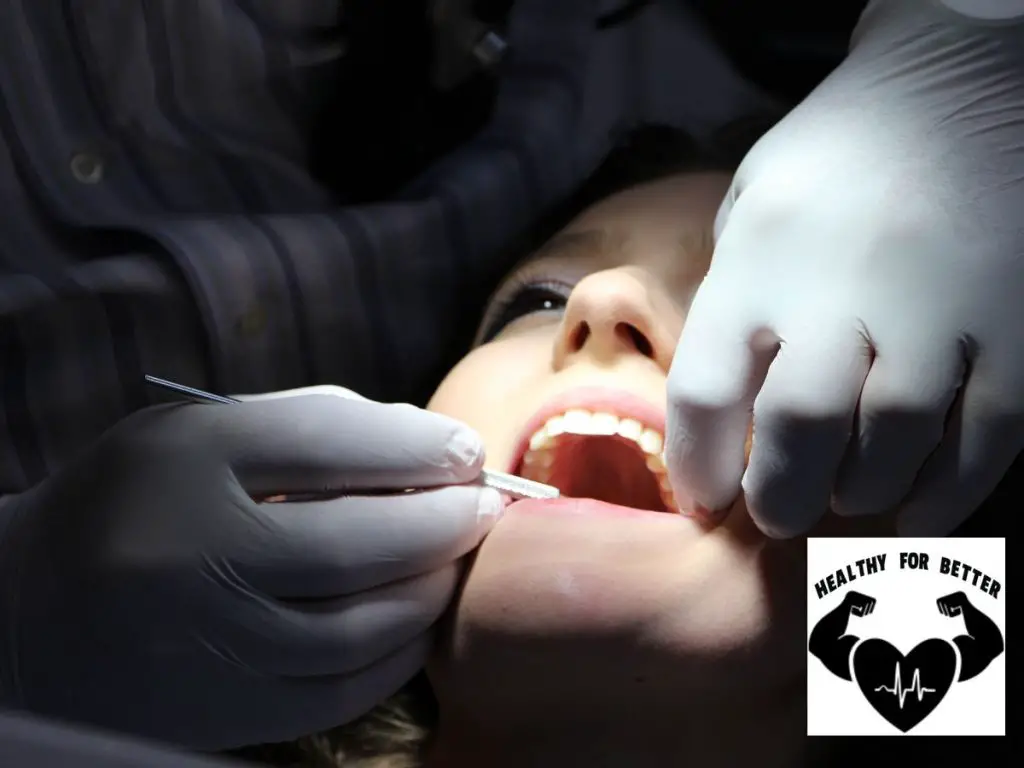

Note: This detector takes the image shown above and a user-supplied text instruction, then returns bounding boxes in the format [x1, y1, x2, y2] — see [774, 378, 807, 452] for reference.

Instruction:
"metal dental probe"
[144, 375, 560, 501]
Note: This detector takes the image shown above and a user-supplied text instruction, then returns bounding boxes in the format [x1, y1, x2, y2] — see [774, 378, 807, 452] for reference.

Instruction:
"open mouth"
[509, 388, 679, 513]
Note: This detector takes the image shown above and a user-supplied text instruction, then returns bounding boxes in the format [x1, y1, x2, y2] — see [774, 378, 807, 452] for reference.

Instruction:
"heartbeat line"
[874, 663, 936, 709]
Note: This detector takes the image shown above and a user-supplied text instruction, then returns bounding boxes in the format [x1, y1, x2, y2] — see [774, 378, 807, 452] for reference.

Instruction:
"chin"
[430, 503, 806, 735]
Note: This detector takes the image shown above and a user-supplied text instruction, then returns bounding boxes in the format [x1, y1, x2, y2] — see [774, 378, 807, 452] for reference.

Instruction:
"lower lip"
[508, 497, 674, 519]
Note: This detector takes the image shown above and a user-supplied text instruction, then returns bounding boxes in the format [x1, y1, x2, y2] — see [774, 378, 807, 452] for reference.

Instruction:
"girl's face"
[425, 172, 888, 766]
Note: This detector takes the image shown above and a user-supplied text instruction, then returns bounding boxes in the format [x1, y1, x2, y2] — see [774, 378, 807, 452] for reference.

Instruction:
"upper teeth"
[521, 409, 678, 512]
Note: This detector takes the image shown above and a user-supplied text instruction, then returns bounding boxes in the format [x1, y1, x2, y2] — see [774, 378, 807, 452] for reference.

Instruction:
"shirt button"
[70, 151, 105, 184]
[236, 306, 268, 337]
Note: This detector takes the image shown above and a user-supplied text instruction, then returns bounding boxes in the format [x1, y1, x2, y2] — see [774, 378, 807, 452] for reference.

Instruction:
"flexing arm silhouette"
[936, 591, 1005, 682]
[808, 591, 876, 681]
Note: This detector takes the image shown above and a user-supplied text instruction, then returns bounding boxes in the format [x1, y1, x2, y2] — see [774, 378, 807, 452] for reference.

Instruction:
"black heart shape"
[851, 638, 957, 733]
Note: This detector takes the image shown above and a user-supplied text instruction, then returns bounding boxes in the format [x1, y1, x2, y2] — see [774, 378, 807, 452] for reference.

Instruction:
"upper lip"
[506, 386, 666, 474]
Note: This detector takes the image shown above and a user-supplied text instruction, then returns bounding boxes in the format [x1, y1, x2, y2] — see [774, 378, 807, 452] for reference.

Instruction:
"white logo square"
[806, 537, 1005, 736]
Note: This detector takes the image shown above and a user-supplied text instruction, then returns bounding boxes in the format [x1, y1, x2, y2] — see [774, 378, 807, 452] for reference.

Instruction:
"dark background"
[314, 0, 870, 202]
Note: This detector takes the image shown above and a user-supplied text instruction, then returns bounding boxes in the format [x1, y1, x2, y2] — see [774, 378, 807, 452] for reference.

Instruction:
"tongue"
[547, 435, 665, 512]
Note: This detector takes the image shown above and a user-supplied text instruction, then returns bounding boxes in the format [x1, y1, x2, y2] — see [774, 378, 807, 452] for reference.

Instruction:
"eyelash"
[479, 277, 573, 343]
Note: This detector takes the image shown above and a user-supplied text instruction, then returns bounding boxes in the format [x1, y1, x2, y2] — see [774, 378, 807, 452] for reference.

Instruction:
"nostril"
[570, 322, 591, 351]
[567, 320, 654, 358]
[618, 322, 654, 358]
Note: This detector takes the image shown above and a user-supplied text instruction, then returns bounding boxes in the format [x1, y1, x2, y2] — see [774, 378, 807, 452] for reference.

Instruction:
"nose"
[553, 268, 675, 371]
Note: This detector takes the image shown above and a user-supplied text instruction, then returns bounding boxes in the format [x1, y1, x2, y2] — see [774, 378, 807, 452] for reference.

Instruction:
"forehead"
[518, 172, 731, 282]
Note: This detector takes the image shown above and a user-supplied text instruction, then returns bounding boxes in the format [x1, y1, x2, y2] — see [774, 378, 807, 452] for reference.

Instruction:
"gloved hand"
[0, 386, 501, 749]
[666, 0, 1024, 537]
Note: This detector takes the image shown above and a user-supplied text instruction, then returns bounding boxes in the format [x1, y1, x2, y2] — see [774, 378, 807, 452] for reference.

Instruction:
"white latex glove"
[232, 384, 370, 402]
[666, 0, 1024, 538]
[0, 386, 500, 749]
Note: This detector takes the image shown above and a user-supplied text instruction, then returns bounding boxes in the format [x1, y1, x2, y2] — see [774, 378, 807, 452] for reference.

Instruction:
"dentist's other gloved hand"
[667, 0, 1024, 538]
[0, 385, 500, 750]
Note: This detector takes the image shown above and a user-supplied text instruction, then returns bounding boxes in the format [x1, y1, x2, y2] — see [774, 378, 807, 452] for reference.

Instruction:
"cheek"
[427, 329, 556, 469]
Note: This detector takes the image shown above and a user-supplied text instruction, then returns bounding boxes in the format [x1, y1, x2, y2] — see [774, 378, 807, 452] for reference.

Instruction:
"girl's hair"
[226, 675, 437, 767]
[225, 114, 781, 768]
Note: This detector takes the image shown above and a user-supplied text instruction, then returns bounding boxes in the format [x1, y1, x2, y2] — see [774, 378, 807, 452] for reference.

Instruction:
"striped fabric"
[0, 0, 774, 493]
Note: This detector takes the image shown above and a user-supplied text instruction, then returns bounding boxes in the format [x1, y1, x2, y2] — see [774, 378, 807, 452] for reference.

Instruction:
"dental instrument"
[143, 375, 560, 501]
